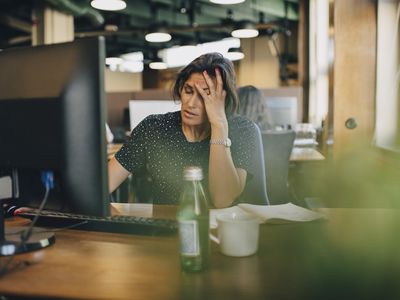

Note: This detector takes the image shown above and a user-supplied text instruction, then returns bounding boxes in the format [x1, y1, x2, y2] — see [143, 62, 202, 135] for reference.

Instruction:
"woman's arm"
[108, 157, 130, 193]
[208, 135, 247, 208]
[195, 69, 246, 208]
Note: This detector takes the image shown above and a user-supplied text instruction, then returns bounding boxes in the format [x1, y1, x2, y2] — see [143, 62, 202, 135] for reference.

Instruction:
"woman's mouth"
[183, 110, 197, 118]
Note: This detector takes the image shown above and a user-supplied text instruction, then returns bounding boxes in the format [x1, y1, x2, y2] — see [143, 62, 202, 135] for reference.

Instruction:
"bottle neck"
[181, 179, 208, 214]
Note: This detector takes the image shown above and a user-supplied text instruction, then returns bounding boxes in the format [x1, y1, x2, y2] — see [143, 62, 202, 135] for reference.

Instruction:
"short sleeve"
[114, 117, 150, 174]
[229, 116, 258, 179]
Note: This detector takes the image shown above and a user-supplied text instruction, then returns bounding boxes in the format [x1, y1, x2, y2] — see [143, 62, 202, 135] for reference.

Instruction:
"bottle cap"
[183, 166, 203, 181]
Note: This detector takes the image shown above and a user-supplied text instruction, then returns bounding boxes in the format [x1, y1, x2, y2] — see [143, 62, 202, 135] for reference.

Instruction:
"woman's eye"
[184, 89, 193, 94]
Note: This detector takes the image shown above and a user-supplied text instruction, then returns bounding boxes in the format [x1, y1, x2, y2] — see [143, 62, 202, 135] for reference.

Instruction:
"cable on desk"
[0, 171, 53, 278]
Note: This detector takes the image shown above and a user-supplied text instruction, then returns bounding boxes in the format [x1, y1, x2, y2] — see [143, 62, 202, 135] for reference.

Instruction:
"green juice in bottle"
[177, 166, 210, 272]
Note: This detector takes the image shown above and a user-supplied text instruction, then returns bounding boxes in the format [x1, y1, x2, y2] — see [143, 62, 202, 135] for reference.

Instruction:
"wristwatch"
[209, 138, 232, 147]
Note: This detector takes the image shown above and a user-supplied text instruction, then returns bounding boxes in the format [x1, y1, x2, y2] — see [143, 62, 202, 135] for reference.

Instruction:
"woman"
[237, 85, 271, 131]
[108, 53, 258, 208]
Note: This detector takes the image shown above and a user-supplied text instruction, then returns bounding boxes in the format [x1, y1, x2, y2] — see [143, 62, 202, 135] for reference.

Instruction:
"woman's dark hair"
[172, 52, 239, 116]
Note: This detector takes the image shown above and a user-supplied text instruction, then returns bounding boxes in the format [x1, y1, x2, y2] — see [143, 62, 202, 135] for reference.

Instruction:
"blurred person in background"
[237, 85, 271, 131]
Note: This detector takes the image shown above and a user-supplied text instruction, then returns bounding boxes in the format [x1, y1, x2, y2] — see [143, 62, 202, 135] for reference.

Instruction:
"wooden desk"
[1, 206, 400, 299]
[290, 147, 325, 162]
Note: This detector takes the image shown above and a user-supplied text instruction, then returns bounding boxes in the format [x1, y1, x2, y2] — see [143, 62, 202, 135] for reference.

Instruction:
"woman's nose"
[187, 93, 201, 107]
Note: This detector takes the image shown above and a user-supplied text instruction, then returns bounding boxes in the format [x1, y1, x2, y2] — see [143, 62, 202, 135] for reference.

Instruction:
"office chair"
[239, 123, 270, 205]
[261, 130, 296, 204]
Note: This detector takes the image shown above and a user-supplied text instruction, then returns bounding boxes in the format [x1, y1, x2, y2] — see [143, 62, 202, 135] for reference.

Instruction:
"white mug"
[210, 212, 259, 257]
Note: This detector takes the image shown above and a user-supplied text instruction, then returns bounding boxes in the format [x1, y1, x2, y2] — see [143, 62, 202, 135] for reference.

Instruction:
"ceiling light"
[231, 21, 259, 38]
[105, 57, 123, 71]
[145, 26, 172, 43]
[224, 47, 244, 61]
[149, 62, 168, 70]
[105, 24, 119, 32]
[161, 38, 239, 68]
[209, 0, 245, 4]
[119, 61, 144, 73]
[105, 57, 123, 65]
[91, 0, 127, 11]
[145, 32, 172, 43]
[121, 51, 144, 62]
[149, 57, 168, 70]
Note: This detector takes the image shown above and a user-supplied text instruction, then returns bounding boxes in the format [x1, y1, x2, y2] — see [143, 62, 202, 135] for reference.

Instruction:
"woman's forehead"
[185, 72, 215, 86]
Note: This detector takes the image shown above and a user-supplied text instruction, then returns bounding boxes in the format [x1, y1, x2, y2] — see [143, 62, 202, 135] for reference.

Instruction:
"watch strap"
[209, 138, 231, 147]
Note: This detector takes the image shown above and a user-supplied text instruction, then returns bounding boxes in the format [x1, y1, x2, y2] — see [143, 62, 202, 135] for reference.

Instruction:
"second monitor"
[129, 100, 180, 131]
[0, 37, 109, 217]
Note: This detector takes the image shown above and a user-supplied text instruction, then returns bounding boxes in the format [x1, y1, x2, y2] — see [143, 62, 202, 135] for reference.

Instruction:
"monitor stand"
[0, 203, 55, 256]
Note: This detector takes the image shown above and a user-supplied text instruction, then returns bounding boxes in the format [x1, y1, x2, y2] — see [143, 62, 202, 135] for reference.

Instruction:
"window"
[375, 0, 400, 151]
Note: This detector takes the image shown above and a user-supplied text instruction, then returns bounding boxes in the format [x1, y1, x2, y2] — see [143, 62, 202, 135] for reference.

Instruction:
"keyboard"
[18, 209, 178, 236]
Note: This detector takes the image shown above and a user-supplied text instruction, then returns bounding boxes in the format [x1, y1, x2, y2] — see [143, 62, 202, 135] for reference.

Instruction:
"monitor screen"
[0, 37, 109, 217]
[264, 96, 298, 130]
[129, 100, 181, 130]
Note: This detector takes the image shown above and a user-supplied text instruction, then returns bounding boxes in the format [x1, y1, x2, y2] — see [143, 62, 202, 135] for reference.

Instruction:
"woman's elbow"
[211, 190, 241, 208]
[108, 158, 130, 194]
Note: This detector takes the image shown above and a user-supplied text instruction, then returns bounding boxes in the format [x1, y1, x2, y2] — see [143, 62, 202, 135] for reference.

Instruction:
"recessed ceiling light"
[91, 0, 127, 11]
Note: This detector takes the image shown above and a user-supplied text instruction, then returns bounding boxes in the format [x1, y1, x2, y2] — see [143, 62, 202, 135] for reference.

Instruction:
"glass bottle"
[177, 166, 210, 272]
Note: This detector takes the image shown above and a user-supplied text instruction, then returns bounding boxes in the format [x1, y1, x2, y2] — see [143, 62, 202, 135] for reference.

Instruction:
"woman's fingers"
[215, 67, 224, 95]
[202, 70, 215, 97]
[194, 82, 209, 101]
[202, 69, 225, 100]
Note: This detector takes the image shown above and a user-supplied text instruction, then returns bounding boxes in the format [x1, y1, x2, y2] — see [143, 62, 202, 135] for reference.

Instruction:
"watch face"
[226, 138, 232, 147]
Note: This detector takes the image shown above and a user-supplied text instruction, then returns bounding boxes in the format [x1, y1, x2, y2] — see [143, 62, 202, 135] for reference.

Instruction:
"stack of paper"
[210, 203, 326, 228]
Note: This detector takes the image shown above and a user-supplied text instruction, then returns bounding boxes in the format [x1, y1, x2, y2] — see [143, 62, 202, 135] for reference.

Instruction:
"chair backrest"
[261, 130, 296, 204]
[239, 124, 270, 205]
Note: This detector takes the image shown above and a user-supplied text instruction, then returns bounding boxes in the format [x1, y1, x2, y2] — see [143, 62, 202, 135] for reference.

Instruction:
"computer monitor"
[264, 96, 298, 130]
[129, 100, 180, 130]
[0, 37, 109, 218]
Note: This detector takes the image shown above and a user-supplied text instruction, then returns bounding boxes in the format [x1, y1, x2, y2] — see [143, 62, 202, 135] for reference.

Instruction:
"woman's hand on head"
[195, 68, 228, 128]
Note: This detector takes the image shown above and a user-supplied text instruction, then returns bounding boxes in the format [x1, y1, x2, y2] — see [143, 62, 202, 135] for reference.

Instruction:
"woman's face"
[180, 72, 215, 127]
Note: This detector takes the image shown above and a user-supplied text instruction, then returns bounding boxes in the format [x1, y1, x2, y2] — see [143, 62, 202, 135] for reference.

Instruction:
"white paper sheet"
[210, 203, 325, 228]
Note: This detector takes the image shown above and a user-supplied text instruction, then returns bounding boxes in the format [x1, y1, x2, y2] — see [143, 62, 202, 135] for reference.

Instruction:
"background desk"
[289, 147, 326, 204]
[290, 147, 325, 162]
[1, 206, 400, 300]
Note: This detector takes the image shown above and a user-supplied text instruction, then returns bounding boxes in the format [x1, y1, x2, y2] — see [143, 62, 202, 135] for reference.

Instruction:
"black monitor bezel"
[0, 37, 110, 217]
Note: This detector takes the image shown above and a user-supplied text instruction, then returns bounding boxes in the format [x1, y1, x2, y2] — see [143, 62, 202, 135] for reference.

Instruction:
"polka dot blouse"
[115, 111, 258, 204]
